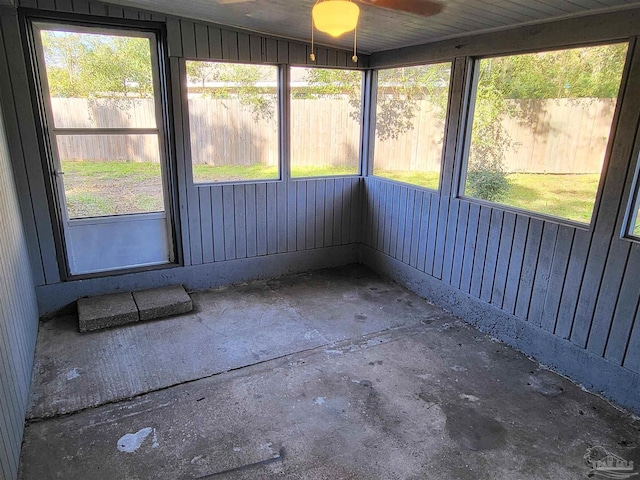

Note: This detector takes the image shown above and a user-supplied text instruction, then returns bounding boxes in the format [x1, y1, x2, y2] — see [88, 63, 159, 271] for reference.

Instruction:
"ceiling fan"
[356, 0, 443, 17]
[215, 0, 444, 63]
[217, 0, 444, 18]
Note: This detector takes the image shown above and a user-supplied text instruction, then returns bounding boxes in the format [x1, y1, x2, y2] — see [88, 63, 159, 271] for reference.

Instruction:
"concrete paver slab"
[77, 292, 138, 333]
[133, 285, 193, 321]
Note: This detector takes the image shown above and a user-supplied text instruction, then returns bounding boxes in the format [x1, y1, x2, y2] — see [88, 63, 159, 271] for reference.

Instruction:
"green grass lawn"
[374, 169, 441, 191]
[62, 161, 359, 218]
[62, 161, 639, 229]
[375, 169, 602, 224]
[62, 160, 162, 180]
[502, 173, 601, 224]
[192, 163, 278, 183]
[193, 163, 358, 183]
[62, 161, 165, 218]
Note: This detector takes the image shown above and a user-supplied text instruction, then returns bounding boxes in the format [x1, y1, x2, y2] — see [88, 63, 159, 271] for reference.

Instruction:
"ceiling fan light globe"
[312, 0, 360, 37]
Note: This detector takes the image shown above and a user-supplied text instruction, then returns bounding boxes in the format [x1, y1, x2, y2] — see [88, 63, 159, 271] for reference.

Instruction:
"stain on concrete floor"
[442, 404, 507, 452]
[27, 266, 428, 419]
[19, 265, 640, 479]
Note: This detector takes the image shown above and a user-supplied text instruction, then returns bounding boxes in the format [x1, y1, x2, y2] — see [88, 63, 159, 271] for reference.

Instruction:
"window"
[461, 43, 628, 224]
[39, 27, 166, 218]
[34, 21, 176, 276]
[373, 63, 452, 190]
[186, 61, 279, 183]
[290, 67, 362, 178]
[627, 155, 640, 239]
[630, 201, 640, 238]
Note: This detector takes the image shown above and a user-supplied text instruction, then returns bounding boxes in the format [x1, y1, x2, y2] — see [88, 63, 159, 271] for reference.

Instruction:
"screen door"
[35, 23, 175, 275]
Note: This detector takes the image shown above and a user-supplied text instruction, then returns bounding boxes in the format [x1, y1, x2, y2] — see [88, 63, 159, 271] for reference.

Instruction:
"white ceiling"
[102, 0, 640, 53]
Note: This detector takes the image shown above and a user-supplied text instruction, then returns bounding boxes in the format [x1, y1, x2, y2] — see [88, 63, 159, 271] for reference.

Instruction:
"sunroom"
[1, 0, 640, 478]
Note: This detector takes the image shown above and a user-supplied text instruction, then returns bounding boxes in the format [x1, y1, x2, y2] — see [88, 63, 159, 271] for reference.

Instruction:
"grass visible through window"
[192, 164, 356, 183]
[505, 174, 599, 224]
[64, 161, 602, 225]
[63, 161, 358, 218]
[192, 164, 279, 183]
[461, 44, 626, 222]
[380, 170, 600, 224]
[633, 210, 640, 236]
[62, 161, 164, 218]
[373, 170, 440, 191]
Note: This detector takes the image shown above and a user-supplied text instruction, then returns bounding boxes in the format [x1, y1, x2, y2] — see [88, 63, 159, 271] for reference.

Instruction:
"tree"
[292, 67, 362, 124]
[465, 61, 515, 202]
[41, 29, 156, 125]
[375, 65, 450, 141]
[186, 61, 277, 121]
[299, 64, 450, 141]
[42, 30, 628, 200]
[41, 30, 154, 100]
[465, 42, 627, 202]
[487, 43, 626, 100]
[43, 32, 279, 122]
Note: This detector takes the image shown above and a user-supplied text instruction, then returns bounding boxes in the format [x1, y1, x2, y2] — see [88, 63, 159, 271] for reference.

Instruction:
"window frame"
[369, 60, 455, 193]
[622, 142, 640, 242]
[21, 11, 182, 280]
[184, 58, 284, 186]
[456, 41, 632, 230]
[34, 23, 168, 220]
[289, 65, 365, 181]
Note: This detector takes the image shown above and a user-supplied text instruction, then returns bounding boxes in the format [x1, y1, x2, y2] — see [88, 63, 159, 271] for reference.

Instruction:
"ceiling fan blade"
[357, 0, 443, 17]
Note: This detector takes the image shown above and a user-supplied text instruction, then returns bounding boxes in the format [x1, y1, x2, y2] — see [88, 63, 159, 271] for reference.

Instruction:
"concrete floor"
[20, 265, 640, 479]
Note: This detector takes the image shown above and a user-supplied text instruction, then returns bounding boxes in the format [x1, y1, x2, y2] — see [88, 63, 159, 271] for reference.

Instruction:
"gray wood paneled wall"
[0, 96, 39, 480]
[1, 0, 640, 431]
[0, 0, 367, 317]
[361, 11, 640, 411]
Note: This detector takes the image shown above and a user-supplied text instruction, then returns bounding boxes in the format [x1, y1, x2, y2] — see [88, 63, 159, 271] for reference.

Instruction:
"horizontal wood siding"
[0, 97, 39, 480]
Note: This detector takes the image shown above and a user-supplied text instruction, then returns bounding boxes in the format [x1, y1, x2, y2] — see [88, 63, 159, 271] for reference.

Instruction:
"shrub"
[466, 160, 510, 202]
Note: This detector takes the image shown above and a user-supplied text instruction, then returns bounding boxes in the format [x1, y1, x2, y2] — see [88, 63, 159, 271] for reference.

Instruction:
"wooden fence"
[52, 97, 616, 174]
[501, 98, 616, 174]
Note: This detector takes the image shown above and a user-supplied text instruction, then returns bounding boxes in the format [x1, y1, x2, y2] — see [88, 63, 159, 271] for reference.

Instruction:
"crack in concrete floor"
[19, 266, 640, 479]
